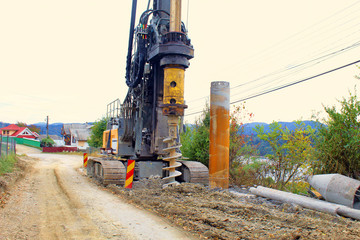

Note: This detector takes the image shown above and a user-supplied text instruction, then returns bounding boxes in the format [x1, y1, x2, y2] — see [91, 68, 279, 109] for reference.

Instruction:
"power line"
[215, 0, 360, 80]
[225, 26, 360, 98]
[185, 24, 360, 104]
[194, 1, 360, 95]
[231, 40, 360, 96]
[184, 2, 360, 115]
[231, 40, 360, 90]
[230, 59, 360, 104]
[185, 109, 204, 117]
[186, 95, 208, 104]
[185, 59, 360, 117]
[186, 40, 360, 107]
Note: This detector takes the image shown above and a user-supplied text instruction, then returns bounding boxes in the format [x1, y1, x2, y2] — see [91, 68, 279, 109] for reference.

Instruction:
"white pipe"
[307, 174, 360, 209]
[249, 186, 360, 221]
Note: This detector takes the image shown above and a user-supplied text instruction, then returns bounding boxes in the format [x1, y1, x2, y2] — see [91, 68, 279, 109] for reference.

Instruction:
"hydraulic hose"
[125, 0, 138, 86]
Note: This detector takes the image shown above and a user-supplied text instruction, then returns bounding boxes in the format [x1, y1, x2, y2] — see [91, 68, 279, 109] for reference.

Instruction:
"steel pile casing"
[209, 81, 230, 189]
[307, 174, 360, 209]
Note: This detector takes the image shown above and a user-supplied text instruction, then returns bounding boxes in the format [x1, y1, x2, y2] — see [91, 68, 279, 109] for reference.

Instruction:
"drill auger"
[87, 0, 208, 188]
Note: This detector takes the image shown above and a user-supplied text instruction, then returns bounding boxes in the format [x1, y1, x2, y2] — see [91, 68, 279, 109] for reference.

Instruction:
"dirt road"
[0, 145, 193, 240]
[2, 146, 360, 239]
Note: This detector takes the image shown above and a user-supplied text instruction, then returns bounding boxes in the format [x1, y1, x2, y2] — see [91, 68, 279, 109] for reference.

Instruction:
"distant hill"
[0, 122, 10, 129]
[1, 120, 322, 139]
[184, 120, 323, 156]
[243, 120, 322, 136]
[242, 120, 323, 156]
[33, 122, 64, 136]
[0, 122, 88, 137]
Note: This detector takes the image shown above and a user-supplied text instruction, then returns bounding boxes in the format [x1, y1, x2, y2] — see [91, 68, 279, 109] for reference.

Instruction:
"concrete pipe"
[307, 174, 360, 209]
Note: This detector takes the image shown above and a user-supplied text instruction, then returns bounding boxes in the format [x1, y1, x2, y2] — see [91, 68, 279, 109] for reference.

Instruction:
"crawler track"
[87, 157, 208, 186]
[87, 158, 126, 186]
[177, 160, 209, 185]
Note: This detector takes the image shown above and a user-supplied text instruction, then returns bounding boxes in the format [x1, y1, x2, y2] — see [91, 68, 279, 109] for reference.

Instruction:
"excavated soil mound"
[108, 178, 360, 239]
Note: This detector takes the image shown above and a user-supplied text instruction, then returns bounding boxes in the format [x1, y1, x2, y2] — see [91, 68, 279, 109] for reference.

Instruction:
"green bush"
[88, 118, 107, 148]
[40, 137, 55, 147]
[314, 90, 360, 179]
[0, 154, 17, 175]
[255, 121, 315, 189]
[230, 158, 274, 187]
[284, 181, 309, 195]
[180, 107, 210, 166]
[180, 103, 257, 168]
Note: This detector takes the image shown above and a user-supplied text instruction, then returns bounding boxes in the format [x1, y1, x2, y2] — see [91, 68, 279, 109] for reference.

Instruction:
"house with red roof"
[61, 123, 92, 150]
[0, 124, 39, 139]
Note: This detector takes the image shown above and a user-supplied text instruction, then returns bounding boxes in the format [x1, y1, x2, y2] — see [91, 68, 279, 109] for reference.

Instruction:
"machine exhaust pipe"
[307, 174, 360, 209]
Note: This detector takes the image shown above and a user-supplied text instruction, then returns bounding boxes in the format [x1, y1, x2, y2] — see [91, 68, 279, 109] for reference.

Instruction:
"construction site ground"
[1, 145, 360, 239]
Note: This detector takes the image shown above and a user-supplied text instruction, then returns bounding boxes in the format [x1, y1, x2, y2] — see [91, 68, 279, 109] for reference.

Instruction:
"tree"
[40, 137, 55, 147]
[181, 106, 210, 166]
[256, 121, 315, 189]
[229, 103, 256, 165]
[313, 90, 360, 179]
[16, 122, 41, 134]
[180, 103, 256, 167]
[227, 103, 259, 186]
[88, 118, 107, 148]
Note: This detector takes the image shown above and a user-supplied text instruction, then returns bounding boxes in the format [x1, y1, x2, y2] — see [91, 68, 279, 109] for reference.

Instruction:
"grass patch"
[285, 181, 310, 195]
[0, 154, 18, 175]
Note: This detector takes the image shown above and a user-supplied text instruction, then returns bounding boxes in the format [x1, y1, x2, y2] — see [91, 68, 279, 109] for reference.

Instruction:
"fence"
[0, 135, 16, 157]
[14, 137, 41, 148]
[82, 147, 101, 154]
[42, 146, 77, 153]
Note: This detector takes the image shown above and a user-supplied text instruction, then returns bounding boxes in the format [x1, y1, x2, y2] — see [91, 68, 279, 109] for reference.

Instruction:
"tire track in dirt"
[54, 167, 82, 208]
[1, 145, 194, 240]
[37, 165, 104, 239]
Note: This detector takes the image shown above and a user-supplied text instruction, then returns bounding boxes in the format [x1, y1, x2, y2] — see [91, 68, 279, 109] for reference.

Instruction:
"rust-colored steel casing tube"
[209, 81, 230, 189]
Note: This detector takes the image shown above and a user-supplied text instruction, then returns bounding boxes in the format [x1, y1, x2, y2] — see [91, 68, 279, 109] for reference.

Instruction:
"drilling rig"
[87, 0, 209, 187]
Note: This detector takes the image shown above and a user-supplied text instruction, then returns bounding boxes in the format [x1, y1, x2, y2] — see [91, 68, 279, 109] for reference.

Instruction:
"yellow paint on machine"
[102, 129, 119, 153]
[163, 67, 185, 105]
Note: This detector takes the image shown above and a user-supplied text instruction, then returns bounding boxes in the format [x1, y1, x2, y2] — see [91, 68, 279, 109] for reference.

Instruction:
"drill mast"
[88, 0, 208, 186]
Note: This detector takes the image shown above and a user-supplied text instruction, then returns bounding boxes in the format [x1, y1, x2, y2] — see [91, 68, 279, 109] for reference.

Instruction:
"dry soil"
[1, 145, 360, 239]
[0, 145, 193, 240]
[109, 178, 360, 239]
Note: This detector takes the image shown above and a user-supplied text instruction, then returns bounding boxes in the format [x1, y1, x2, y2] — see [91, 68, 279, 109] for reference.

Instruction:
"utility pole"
[46, 116, 49, 138]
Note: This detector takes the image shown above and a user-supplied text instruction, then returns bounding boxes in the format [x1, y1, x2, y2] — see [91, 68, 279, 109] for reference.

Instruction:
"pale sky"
[1, 0, 360, 124]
